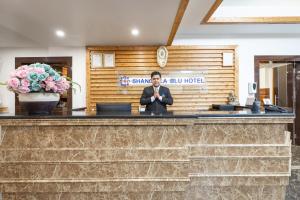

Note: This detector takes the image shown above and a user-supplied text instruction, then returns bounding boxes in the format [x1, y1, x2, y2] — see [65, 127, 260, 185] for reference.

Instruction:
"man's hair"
[151, 71, 161, 78]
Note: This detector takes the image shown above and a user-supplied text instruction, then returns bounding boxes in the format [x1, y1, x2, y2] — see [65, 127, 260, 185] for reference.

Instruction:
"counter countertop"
[0, 110, 295, 119]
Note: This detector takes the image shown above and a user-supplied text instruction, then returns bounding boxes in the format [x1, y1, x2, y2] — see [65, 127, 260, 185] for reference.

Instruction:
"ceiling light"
[55, 30, 65, 38]
[131, 29, 139, 36]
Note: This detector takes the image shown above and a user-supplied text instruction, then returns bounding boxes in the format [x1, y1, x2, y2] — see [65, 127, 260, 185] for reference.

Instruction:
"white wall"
[259, 68, 266, 88]
[174, 38, 300, 105]
[259, 65, 274, 103]
[2, 39, 300, 111]
[0, 47, 86, 113]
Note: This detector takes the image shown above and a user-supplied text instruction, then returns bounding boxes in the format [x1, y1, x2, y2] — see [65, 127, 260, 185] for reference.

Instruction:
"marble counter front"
[0, 111, 294, 199]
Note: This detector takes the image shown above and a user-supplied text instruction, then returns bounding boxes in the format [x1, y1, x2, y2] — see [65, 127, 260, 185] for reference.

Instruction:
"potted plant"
[3, 63, 77, 115]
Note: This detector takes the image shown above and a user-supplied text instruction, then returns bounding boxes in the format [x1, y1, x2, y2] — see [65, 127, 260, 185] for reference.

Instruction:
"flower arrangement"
[6, 63, 71, 94]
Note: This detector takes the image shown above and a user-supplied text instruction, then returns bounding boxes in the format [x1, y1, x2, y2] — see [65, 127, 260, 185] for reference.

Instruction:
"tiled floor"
[286, 146, 300, 200]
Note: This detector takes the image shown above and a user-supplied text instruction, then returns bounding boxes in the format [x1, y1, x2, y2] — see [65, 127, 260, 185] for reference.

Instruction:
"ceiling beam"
[202, 0, 223, 24]
[167, 0, 190, 46]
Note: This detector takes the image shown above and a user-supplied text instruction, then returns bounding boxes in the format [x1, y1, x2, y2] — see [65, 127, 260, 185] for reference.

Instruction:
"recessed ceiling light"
[131, 28, 139, 36]
[55, 30, 65, 38]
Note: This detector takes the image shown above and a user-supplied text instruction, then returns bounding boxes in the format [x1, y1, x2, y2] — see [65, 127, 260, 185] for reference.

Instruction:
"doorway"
[15, 57, 72, 115]
[255, 56, 299, 145]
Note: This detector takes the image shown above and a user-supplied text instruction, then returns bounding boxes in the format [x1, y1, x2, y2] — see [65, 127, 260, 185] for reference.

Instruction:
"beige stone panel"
[194, 117, 294, 124]
[189, 176, 289, 186]
[186, 186, 286, 200]
[0, 124, 288, 148]
[2, 191, 186, 200]
[107, 126, 188, 148]
[0, 180, 189, 193]
[189, 145, 290, 157]
[0, 126, 189, 148]
[190, 124, 286, 144]
[0, 148, 188, 162]
[0, 126, 34, 148]
[0, 162, 189, 179]
[190, 157, 290, 174]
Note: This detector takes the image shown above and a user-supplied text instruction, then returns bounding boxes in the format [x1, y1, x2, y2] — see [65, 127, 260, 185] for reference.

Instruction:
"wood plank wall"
[86, 46, 238, 112]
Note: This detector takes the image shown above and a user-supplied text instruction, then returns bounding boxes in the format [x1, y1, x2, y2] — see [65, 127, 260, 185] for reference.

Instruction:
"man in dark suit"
[140, 71, 173, 113]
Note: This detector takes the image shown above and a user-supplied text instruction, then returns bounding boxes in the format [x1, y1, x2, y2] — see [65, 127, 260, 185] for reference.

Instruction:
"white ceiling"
[221, 0, 300, 7]
[1, 0, 300, 47]
[0, 0, 180, 47]
[176, 0, 300, 39]
[213, 0, 300, 18]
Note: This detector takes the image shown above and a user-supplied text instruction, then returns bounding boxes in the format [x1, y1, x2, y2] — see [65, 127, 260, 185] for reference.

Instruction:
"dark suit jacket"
[140, 85, 173, 113]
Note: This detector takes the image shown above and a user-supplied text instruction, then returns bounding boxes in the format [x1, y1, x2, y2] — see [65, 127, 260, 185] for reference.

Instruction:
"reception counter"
[0, 111, 294, 199]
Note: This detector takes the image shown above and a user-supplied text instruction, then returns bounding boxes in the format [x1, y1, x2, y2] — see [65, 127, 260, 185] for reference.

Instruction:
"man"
[140, 71, 173, 113]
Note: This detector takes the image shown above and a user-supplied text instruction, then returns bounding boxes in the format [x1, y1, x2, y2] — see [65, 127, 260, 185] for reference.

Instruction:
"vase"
[18, 93, 60, 115]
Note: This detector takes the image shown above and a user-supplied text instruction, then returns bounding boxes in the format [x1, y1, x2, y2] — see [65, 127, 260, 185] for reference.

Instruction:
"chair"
[96, 103, 131, 113]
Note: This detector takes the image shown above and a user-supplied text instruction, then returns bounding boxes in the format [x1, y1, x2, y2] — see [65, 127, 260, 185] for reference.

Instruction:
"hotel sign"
[119, 76, 206, 87]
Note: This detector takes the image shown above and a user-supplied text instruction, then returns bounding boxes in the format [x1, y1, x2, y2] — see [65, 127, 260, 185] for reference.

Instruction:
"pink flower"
[60, 78, 70, 88]
[15, 70, 28, 79]
[44, 76, 59, 92]
[18, 86, 30, 93]
[46, 85, 58, 93]
[7, 78, 20, 89]
[46, 81, 55, 88]
[45, 76, 53, 82]
[45, 81, 58, 92]
[56, 77, 70, 94]
[28, 67, 35, 72]
[7, 64, 76, 94]
[33, 67, 45, 74]
[18, 65, 29, 70]
[21, 79, 30, 87]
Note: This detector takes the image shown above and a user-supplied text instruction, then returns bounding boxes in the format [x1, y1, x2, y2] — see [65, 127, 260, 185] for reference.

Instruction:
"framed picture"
[222, 52, 233, 67]
[91, 52, 103, 68]
[103, 52, 115, 67]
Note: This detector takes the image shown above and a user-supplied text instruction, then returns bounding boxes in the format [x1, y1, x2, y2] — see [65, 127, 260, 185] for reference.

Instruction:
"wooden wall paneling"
[86, 48, 91, 111]
[234, 46, 239, 98]
[86, 46, 237, 112]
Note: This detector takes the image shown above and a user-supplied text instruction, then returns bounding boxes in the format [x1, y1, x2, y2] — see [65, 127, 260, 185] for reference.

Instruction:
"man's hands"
[154, 91, 161, 99]
[151, 90, 162, 102]
[153, 90, 162, 102]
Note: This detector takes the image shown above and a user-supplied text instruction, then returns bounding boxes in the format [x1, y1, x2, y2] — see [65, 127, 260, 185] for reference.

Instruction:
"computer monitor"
[96, 103, 131, 113]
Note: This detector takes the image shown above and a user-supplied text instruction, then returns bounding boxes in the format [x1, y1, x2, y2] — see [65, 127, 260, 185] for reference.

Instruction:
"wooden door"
[254, 56, 300, 145]
[295, 63, 300, 145]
